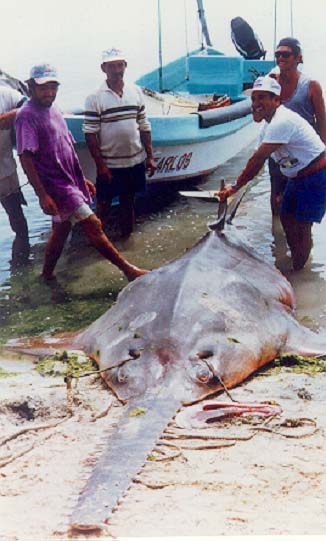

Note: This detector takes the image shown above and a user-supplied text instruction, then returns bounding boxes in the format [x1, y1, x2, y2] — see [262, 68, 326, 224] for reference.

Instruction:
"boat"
[0, 2, 274, 188]
[66, 1, 275, 186]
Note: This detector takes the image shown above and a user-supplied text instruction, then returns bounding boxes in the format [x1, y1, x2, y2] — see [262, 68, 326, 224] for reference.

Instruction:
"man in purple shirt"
[16, 64, 147, 281]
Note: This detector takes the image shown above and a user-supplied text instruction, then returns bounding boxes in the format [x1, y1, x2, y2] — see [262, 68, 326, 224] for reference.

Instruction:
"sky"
[1, 0, 326, 109]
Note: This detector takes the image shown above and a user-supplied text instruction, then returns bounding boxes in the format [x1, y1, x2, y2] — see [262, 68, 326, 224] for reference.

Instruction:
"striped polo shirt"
[83, 82, 151, 168]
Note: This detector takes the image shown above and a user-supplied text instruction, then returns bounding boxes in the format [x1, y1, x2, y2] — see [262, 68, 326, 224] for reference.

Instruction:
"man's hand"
[85, 179, 96, 197]
[97, 166, 112, 183]
[0, 110, 16, 130]
[145, 156, 156, 177]
[215, 184, 238, 202]
[39, 194, 59, 216]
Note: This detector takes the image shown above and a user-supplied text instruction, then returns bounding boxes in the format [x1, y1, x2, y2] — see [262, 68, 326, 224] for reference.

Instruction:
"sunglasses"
[275, 51, 294, 59]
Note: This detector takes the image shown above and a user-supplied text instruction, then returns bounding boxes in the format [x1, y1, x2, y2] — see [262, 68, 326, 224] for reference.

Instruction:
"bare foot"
[124, 266, 149, 282]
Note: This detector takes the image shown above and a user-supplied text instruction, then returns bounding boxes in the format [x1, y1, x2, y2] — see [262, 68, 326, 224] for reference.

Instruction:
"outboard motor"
[231, 16, 266, 60]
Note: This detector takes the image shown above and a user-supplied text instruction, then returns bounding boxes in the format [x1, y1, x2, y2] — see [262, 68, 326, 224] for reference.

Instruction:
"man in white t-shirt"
[0, 85, 29, 263]
[217, 76, 326, 271]
[83, 48, 156, 237]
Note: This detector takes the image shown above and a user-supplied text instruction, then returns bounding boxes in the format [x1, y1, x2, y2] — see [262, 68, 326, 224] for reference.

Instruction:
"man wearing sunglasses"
[216, 76, 326, 271]
[269, 37, 326, 215]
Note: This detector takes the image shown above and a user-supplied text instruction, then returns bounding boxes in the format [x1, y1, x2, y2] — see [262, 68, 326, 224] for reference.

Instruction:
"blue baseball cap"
[27, 64, 60, 84]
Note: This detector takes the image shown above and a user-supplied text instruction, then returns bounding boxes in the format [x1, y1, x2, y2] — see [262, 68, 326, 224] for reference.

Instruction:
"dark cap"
[276, 37, 302, 57]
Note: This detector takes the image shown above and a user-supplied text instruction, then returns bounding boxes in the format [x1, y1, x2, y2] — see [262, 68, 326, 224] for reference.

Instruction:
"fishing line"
[0, 181, 30, 203]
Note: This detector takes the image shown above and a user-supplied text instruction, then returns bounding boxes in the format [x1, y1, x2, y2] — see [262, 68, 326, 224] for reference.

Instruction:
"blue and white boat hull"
[66, 48, 274, 185]
[67, 102, 259, 184]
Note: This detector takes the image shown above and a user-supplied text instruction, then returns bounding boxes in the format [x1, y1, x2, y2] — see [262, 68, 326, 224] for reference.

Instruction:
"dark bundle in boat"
[231, 16, 266, 60]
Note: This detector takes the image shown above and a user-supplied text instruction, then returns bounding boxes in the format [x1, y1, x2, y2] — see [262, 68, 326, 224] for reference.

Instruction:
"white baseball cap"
[101, 48, 126, 64]
[250, 76, 281, 96]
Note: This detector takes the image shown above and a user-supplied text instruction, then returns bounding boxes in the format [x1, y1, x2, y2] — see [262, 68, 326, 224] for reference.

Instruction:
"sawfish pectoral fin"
[282, 321, 326, 357]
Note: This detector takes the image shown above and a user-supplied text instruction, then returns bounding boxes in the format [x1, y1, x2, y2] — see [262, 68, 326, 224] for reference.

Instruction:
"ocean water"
[1, 142, 326, 341]
[0, 163, 51, 285]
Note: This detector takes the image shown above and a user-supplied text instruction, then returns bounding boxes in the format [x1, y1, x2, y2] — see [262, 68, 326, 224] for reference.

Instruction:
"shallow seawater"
[1, 143, 326, 341]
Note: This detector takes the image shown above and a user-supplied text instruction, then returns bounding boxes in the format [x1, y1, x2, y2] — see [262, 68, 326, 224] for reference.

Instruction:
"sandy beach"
[0, 348, 325, 540]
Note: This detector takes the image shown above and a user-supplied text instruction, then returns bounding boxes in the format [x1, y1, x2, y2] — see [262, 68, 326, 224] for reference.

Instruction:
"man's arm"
[85, 133, 112, 181]
[83, 93, 111, 181]
[0, 109, 18, 130]
[0, 96, 27, 129]
[217, 142, 281, 201]
[140, 130, 156, 177]
[309, 80, 326, 144]
[19, 151, 58, 215]
[136, 87, 156, 177]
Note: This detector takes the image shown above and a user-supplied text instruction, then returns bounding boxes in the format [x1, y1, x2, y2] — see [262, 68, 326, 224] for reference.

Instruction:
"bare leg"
[42, 221, 72, 280]
[1, 192, 30, 262]
[270, 190, 283, 217]
[80, 214, 148, 281]
[119, 193, 135, 237]
[281, 213, 312, 270]
[269, 159, 288, 217]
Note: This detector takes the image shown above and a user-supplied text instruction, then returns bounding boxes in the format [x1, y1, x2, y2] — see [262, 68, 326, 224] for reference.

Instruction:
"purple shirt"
[16, 100, 92, 220]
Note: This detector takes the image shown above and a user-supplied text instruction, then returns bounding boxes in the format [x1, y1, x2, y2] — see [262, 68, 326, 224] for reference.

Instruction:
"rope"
[290, 0, 294, 36]
[273, 0, 277, 54]
[216, 374, 239, 403]
[0, 181, 30, 203]
[184, 0, 190, 80]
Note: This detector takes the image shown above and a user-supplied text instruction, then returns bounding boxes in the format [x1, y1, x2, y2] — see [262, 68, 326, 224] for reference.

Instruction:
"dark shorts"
[268, 158, 288, 194]
[281, 168, 326, 223]
[96, 162, 146, 201]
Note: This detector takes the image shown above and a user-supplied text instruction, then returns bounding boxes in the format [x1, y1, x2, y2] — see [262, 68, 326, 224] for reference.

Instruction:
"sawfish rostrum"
[75, 229, 325, 405]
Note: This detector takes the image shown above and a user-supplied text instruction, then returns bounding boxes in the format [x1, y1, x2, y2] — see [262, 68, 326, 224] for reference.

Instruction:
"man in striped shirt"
[83, 48, 156, 237]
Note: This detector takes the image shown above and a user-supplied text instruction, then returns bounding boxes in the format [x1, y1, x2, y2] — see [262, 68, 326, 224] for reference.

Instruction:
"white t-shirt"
[258, 105, 325, 178]
[83, 82, 151, 168]
[0, 86, 24, 179]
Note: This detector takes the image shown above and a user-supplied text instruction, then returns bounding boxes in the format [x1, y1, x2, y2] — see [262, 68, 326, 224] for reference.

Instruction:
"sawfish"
[6, 193, 326, 533]
[9, 226, 326, 533]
